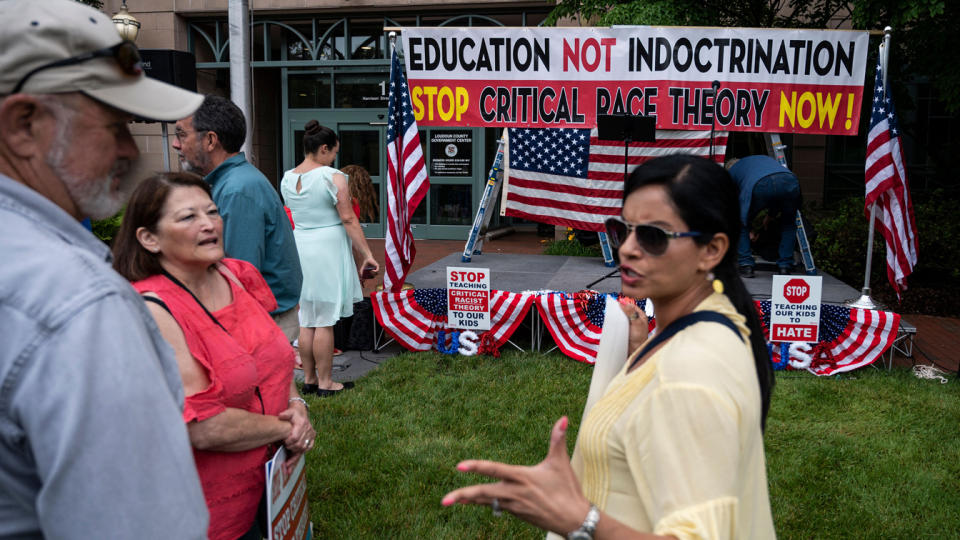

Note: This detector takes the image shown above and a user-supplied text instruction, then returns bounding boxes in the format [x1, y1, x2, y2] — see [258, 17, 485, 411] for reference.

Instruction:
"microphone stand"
[708, 80, 720, 161]
[585, 131, 630, 291]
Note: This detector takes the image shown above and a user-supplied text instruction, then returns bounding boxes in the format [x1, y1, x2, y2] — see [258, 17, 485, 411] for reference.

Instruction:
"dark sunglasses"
[13, 41, 142, 94]
[604, 216, 702, 256]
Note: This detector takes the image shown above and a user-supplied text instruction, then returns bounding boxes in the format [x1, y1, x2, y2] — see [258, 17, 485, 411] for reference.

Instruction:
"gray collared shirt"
[0, 174, 208, 539]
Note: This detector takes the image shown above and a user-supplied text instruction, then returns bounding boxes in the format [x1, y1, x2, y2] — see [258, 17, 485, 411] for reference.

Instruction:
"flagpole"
[847, 26, 892, 310]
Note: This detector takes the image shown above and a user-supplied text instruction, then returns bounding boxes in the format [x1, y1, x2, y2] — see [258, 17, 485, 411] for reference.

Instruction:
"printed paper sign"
[430, 130, 473, 176]
[446, 266, 491, 331]
[770, 275, 823, 342]
[402, 26, 869, 135]
[266, 447, 313, 540]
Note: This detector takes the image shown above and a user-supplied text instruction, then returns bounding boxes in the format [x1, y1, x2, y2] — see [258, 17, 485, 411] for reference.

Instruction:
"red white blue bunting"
[371, 288, 534, 351]
[372, 289, 901, 375]
[535, 291, 648, 364]
[756, 301, 901, 375]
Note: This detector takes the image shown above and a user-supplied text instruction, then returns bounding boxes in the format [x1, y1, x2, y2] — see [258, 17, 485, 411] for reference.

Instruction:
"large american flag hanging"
[503, 128, 727, 232]
[384, 48, 429, 292]
[372, 289, 900, 376]
[865, 53, 918, 297]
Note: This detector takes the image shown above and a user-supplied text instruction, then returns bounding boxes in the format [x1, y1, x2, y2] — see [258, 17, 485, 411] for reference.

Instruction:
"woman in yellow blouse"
[442, 155, 776, 539]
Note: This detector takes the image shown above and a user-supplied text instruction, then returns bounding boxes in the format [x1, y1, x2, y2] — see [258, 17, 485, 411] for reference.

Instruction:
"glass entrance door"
[284, 113, 486, 241]
[286, 110, 389, 238]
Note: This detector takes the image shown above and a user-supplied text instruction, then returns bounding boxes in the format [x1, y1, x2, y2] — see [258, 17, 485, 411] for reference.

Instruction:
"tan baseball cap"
[0, 0, 202, 121]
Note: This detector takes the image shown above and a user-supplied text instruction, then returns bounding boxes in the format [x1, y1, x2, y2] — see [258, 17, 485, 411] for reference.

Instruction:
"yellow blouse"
[556, 293, 776, 539]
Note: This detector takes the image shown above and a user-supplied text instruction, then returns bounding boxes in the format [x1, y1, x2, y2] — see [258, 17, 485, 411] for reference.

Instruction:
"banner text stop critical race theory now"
[402, 26, 869, 135]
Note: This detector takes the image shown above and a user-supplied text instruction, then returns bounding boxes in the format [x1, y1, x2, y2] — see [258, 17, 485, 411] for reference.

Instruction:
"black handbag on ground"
[332, 298, 374, 351]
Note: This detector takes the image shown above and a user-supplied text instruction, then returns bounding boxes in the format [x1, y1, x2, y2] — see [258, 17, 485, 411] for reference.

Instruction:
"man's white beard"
[47, 124, 134, 220]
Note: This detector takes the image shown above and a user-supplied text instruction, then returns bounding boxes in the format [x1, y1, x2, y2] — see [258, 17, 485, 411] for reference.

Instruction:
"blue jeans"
[738, 172, 801, 269]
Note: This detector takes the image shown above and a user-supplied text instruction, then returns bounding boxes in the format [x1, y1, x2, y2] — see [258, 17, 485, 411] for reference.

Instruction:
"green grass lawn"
[303, 352, 960, 539]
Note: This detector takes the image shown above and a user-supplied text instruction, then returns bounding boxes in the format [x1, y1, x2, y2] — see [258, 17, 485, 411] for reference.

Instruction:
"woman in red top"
[112, 172, 316, 540]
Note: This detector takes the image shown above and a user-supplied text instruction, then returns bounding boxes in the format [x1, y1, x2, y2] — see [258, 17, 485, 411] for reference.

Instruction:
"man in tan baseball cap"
[0, 0, 202, 121]
[0, 1, 209, 538]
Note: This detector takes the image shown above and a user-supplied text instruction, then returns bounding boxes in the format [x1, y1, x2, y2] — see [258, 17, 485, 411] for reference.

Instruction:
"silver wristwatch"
[567, 504, 599, 540]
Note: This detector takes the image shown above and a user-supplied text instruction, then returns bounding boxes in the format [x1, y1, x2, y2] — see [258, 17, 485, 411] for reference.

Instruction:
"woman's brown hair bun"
[302, 120, 338, 155]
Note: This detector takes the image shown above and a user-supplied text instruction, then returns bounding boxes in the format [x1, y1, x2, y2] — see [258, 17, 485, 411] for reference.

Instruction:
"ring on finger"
[491, 498, 502, 517]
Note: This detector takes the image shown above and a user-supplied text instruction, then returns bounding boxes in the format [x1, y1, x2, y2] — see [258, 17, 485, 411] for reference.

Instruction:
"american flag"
[757, 301, 901, 376]
[384, 48, 429, 292]
[371, 288, 534, 351]
[865, 53, 918, 297]
[504, 128, 727, 232]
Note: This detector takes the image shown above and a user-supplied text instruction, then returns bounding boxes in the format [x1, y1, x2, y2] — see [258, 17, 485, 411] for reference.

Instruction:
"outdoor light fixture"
[112, 1, 141, 42]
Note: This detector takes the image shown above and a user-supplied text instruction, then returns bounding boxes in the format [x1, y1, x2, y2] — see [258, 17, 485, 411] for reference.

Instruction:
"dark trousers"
[737, 172, 801, 269]
[236, 490, 269, 540]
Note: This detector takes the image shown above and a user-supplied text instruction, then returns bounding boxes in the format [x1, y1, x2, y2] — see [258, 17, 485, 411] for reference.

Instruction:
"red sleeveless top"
[134, 258, 295, 540]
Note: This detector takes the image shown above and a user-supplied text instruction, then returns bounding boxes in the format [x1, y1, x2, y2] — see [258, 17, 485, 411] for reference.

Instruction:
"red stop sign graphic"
[783, 278, 810, 304]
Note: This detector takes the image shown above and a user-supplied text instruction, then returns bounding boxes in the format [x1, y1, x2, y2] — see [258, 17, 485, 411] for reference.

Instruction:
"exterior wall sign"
[402, 26, 870, 135]
[430, 130, 473, 176]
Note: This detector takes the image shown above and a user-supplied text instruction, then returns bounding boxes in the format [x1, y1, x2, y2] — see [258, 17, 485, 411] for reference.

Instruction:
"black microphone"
[712, 80, 720, 92]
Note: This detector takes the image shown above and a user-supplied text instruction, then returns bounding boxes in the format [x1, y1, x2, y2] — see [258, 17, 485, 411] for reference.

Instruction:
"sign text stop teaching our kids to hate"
[402, 26, 870, 135]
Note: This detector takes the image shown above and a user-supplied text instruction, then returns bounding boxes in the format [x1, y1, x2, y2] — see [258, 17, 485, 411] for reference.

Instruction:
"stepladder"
[765, 133, 817, 275]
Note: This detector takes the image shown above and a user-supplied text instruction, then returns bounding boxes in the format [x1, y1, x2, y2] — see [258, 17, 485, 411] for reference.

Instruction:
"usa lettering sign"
[770, 275, 823, 342]
[446, 266, 491, 331]
[401, 26, 869, 135]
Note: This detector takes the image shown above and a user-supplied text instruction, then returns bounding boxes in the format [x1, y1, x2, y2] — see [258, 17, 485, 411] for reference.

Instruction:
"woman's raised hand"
[441, 417, 592, 536]
[618, 298, 650, 355]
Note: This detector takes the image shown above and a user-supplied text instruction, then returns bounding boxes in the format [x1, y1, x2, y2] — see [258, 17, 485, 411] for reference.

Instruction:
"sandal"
[314, 381, 355, 397]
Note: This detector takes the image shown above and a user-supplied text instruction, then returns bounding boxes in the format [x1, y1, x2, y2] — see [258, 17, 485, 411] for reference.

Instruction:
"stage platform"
[409, 252, 860, 304]
[404, 252, 916, 368]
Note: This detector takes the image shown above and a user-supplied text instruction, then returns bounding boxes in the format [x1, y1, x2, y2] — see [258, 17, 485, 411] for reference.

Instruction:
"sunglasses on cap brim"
[604, 216, 702, 256]
[12, 40, 142, 95]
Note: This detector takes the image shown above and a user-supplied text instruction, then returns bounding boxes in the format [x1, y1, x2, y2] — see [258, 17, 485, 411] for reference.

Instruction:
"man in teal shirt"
[173, 95, 303, 340]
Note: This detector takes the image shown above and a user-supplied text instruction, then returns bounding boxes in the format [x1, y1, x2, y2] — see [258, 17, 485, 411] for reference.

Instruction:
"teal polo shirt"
[206, 153, 302, 314]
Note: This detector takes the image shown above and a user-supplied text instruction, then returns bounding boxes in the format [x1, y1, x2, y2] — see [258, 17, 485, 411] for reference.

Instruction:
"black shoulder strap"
[141, 295, 172, 316]
[160, 269, 231, 335]
[628, 310, 743, 370]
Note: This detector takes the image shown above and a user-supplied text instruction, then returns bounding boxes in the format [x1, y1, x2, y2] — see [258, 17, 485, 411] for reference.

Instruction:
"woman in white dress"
[280, 120, 378, 396]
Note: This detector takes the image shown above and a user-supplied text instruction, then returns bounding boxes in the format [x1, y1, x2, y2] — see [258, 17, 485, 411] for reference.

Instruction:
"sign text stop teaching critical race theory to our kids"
[446, 267, 491, 331]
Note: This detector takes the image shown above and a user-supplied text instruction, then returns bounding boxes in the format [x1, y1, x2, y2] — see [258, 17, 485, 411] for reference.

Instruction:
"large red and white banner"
[402, 26, 870, 135]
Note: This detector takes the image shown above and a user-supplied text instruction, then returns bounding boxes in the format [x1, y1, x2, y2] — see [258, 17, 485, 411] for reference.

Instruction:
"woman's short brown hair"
[112, 172, 212, 282]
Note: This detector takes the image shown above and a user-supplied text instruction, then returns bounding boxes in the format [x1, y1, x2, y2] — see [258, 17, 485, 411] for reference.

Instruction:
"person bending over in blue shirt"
[728, 155, 802, 278]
